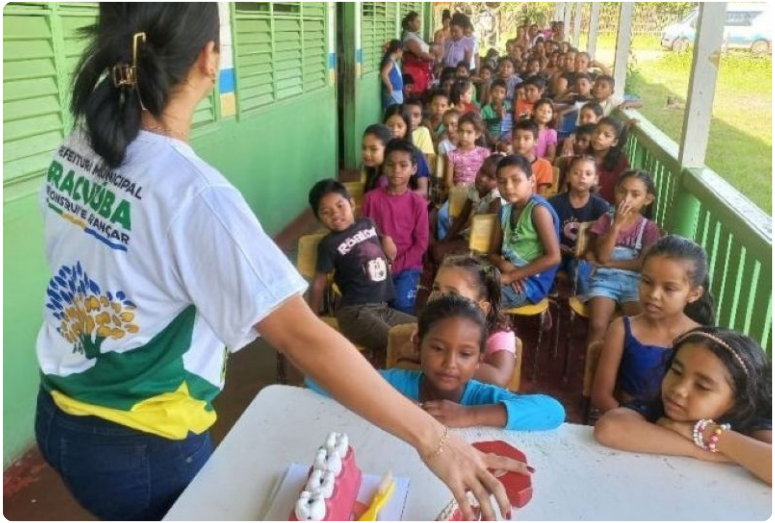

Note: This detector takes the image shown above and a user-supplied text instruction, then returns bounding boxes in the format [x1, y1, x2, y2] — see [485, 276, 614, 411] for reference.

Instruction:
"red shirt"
[596, 155, 630, 204]
[515, 99, 534, 121]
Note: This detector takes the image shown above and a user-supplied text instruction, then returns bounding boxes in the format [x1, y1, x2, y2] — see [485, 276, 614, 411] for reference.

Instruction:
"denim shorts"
[501, 284, 531, 308]
[587, 267, 640, 303]
[35, 387, 213, 520]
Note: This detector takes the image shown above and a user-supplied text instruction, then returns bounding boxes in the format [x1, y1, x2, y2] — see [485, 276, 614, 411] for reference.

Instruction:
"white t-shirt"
[599, 95, 625, 116]
[402, 30, 429, 55]
[37, 130, 307, 439]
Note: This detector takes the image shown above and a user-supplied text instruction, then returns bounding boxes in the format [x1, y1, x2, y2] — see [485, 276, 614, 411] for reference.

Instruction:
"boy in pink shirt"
[362, 139, 429, 314]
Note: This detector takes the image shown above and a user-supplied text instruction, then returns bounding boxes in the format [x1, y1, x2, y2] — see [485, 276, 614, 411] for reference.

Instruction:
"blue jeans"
[437, 201, 451, 240]
[391, 269, 421, 315]
[35, 387, 213, 520]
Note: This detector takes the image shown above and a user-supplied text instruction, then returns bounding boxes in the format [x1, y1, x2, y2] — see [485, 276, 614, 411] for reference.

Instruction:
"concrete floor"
[3, 200, 592, 520]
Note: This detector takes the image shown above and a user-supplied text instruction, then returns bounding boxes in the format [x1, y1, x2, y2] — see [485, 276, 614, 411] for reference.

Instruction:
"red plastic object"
[472, 441, 533, 508]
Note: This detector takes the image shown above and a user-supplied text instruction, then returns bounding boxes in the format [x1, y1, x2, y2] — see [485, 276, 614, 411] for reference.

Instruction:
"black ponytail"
[643, 235, 716, 326]
[71, 3, 220, 168]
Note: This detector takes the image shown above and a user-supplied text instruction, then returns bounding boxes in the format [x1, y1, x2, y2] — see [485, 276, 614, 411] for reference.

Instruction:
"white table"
[165, 385, 771, 521]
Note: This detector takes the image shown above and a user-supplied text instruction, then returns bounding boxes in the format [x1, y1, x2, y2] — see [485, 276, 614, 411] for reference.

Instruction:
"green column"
[670, 170, 701, 238]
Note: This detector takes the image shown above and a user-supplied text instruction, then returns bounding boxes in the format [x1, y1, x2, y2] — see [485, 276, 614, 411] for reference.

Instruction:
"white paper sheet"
[262, 463, 410, 521]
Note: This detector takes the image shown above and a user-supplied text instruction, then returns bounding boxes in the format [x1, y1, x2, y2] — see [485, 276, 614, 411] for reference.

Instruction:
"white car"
[661, 3, 772, 54]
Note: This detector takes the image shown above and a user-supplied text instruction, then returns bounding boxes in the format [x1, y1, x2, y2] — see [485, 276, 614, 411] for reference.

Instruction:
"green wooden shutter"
[57, 3, 97, 125]
[4, 4, 64, 195]
[361, 3, 377, 74]
[274, 15, 303, 100]
[400, 2, 422, 20]
[233, 2, 328, 117]
[361, 2, 400, 75]
[302, 3, 327, 91]
[234, 6, 274, 113]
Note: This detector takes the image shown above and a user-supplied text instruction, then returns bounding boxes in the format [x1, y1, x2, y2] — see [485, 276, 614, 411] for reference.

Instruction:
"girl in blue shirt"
[308, 294, 565, 431]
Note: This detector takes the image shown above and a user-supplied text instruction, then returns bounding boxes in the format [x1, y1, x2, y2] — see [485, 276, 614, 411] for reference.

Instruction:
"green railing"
[619, 110, 773, 354]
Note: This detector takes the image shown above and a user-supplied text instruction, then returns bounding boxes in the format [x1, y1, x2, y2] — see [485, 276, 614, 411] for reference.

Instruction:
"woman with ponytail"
[35, 4, 525, 520]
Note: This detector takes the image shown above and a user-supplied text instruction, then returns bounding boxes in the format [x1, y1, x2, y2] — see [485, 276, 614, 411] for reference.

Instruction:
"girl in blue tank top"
[591, 236, 716, 413]
[381, 40, 404, 109]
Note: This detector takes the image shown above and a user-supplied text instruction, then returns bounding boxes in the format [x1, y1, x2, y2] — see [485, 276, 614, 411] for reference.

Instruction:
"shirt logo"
[45, 262, 139, 359]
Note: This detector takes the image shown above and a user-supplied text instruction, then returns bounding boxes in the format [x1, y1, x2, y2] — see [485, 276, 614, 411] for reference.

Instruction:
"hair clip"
[111, 32, 147, 110]
[111, 63, 137, 88]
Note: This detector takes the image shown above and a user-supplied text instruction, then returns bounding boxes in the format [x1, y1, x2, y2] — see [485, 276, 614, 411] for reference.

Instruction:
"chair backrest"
[582, 340, 605, 398]
[574, 221, 595, 258]
[386, 323, 420, 370]
[296, 233, 327, 280]
[546, 166, 561, 197]
[342, 181, 365, 207]
[425, 153, 438, 176]
[448, 186, 469, 219]
[508, 336, 523, 392]
[468, 213, 498, 255]
[434, 153, 446, 179]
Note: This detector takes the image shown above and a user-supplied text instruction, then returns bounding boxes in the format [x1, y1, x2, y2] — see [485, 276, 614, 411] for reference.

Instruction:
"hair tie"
[674, 331, 750, 378]
[111, 32, 147, 110]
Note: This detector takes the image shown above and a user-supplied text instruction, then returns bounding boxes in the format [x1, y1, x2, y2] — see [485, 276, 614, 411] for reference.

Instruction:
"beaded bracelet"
[424, 425, 449, 462]
[708, 424, 731, 453]
[692, 419, 714, 450]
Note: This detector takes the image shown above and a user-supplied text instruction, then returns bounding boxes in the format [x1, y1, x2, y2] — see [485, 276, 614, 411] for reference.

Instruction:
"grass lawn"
[592, 35, 772, 214]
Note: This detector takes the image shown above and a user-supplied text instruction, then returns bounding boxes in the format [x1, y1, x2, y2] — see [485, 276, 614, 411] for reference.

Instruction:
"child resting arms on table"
[595, 326, 772, 485]
[307, 294, 565, 431]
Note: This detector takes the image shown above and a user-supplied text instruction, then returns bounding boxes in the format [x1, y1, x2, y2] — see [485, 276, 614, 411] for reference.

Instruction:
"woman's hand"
[422, 432, 530, 520]
[422, 400, 473, 427]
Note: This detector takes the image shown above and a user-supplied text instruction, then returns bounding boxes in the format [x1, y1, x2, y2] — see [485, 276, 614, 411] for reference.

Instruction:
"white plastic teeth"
[305, 468, 335, 498]
[313, 446, 343, 476]
[295, 490, 326, 521]
[324, 432, 349, 459]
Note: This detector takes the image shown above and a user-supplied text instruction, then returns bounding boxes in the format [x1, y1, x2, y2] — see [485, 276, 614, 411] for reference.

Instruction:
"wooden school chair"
[341, 180, 365, 214]
[468, 213, 498, 255]
[545, 166, 562, 198]
[464, 213, 552, 382]
[448, 185, 469, 220]
[386, 323, 524, 392]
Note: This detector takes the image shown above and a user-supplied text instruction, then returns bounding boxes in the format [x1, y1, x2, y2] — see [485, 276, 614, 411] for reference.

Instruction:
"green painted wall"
[195, 88, 337, 235]
[3, 198, 49, 469]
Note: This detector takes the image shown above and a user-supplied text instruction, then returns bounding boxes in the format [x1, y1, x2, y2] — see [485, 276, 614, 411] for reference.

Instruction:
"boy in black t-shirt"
[308, 179, 415, 354]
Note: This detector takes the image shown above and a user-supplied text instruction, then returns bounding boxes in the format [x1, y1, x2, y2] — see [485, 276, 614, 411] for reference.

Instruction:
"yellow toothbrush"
[358, 470, 396, 521]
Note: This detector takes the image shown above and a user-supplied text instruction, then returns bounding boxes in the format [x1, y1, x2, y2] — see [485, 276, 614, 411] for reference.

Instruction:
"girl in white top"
[34, 4, 526, 521]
